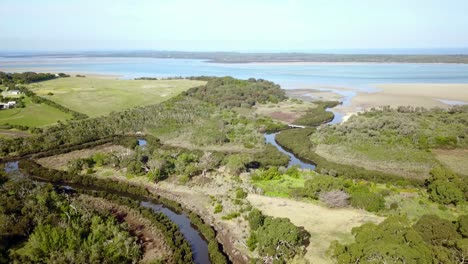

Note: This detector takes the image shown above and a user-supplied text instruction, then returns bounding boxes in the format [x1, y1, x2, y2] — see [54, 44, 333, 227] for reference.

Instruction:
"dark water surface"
[3, 161, 211, 264]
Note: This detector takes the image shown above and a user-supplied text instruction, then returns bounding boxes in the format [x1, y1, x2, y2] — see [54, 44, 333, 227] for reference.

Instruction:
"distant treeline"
[11, 51, 468, 64]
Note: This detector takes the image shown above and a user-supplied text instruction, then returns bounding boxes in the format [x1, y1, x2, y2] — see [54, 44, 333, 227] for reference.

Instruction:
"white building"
[0, 101, 16, 110]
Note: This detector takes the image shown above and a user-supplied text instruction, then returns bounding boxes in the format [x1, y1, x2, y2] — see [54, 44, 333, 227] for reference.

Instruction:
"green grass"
[28, 77, 206, 117]
[384, 192, 468, 221]
[252, 175, 307, 197]
[0, 97, 72, 127]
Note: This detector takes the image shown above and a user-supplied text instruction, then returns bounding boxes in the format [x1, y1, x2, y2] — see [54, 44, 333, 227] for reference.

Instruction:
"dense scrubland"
[1, 72, 468, 264]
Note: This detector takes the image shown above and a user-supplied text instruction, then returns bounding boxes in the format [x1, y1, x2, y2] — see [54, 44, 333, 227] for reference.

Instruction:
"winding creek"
[2, 106, 343, 263]
[265, 105, 344, 169]
[3, 139, 212, 264]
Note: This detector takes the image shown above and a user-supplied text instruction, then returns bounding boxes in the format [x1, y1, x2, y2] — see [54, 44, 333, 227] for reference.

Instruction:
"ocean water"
[2, 57, 468, 91]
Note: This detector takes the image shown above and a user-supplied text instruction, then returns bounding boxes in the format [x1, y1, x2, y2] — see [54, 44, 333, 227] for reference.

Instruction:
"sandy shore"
[350, 83, 468, 110]
[289, 83, 468, 120]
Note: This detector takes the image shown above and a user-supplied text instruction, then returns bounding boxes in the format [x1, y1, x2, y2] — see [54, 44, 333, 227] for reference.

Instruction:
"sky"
[1, 0, 468, 52]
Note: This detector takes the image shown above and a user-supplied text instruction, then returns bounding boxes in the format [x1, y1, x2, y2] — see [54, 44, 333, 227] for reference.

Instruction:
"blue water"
[2, 57, 468, 91]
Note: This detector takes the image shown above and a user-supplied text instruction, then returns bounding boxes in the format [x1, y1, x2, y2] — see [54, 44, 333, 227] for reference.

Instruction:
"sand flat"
[341, 83, 468, 113]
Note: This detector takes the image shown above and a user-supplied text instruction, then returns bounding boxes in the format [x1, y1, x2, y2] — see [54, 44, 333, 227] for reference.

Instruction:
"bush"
[428, 180, 464, 205]
[255, 217, 309, 262]
[222, 212, 240, 220]
[348, 185, 385, 212]
[235, 188, 247, 199]
[414, 215, 461, 246]
[302, 175, 347, 199]
[251, 167, 282, 181]
[458, 215, 468, 237]
[247, 209, 265, 231]
[319, 190, 350, 208]
[214, 203, 223, 214]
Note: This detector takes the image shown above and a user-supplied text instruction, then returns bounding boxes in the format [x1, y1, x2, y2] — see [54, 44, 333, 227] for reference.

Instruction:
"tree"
[428, 180, 464, 205]
[414, 215, 461, 246]
[247, 209, 265, 231]
[255, 217, 308, 263]
[330, 216, 433, 264]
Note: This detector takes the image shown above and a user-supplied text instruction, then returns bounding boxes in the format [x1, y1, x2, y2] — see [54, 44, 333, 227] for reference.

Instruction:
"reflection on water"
[141, 202, 210, 264]
[2, 160, 211, 264]
[264, 133, 316, 170]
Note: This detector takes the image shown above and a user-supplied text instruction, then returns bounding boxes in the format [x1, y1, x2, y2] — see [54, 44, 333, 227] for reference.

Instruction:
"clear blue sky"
[1, 0, 467, 51]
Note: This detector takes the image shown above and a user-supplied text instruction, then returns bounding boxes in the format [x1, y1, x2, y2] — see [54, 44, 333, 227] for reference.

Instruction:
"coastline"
[287, 83, 468, 122]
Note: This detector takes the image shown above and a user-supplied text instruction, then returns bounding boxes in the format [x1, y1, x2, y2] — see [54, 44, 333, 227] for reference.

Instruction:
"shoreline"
[210, 61, 468, 66]
[286, 83, 468, 122]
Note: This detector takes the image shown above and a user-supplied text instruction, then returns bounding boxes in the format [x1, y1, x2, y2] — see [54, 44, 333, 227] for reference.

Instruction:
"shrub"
[389, 202, 399, 210]
[252, 167, 282, 181]
[222, 212, 240, 220]
[428, 180, 464, 205]
[214, 203, 223, 214]
[247, 233, 258, 251]
[319, 190, 350, 208]
[247, 209, 265, 231]
[302, 175, 347, 199]
[255, 217, 309, 262]
[414, 215, 461, 246]
[348, 185, 385, 212]
[235, 188, 247, 199]
[458, 215, 468, 237]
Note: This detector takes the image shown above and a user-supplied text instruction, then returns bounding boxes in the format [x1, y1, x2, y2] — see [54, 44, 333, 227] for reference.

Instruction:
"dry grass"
[247, 194, 383, 264]
[432, 148, 468, 176]
[314, 144, 434, 179]
[254, 99, 318, 124]
[36, 144, 132, 170]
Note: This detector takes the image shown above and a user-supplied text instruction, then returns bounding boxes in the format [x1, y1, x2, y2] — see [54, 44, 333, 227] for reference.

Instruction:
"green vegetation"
[0, 77, 288, 180]
[311, 106, 468, 178]
[293, 101, 339, 126]
[427, 166, 468, 205]
[330, 215, 468, 264]
[17, 159, 228, 264]
[0, 178, 141, 263]
[184, 76, 286, 108]
[275, 128, 416, 185]
[247, 209, 309, 263]
[0, 97, 73, 127]
[0, 71, 57, 86]
[28, 77, 205, 117]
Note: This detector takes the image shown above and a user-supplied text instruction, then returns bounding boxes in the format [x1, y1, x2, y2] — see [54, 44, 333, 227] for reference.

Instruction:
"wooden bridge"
[287, 124, 306, 129]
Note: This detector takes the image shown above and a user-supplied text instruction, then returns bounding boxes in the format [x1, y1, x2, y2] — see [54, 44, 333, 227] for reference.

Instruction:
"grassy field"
[0, 97, 72, 127]
[252, 175, 308, 197]
[253, 99, 317, 124]
[28, 77, 206, 117]
[247, 194, 383, 264]
[432, 148, 468, 176]
[314, 143, 436, 179]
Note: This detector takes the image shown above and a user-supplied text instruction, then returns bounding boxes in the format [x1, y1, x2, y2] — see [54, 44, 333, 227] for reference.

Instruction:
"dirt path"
[247, 194, 384, 264]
